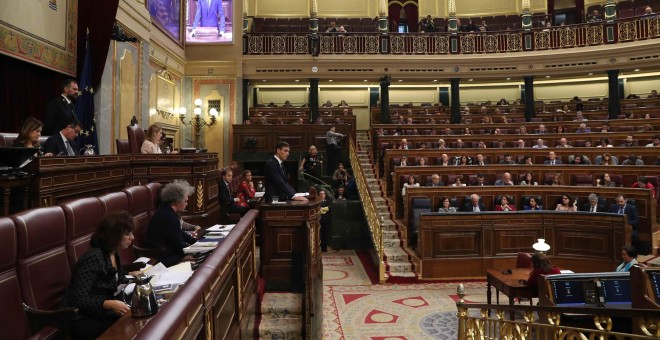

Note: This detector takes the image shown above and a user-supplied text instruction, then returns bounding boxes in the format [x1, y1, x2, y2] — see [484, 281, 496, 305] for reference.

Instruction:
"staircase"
[258, 292, 303, 339]
[354, 130, 417, 280]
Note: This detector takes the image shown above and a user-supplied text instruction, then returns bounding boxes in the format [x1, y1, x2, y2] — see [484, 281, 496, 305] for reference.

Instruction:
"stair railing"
[348, 135, 386, 282]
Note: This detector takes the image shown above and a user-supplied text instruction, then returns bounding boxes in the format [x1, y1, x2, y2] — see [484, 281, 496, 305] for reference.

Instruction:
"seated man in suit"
[471, 173, 490, 186]
[426, 174, 445, 187]
[463, 193, 487, 212]
[544, 151, 562, 165]
[580, 193, 606, 212]
[609, 194, 640, 240]
[264, 141, 308, 203]
[474, 154, 488, 166]
[43, 118, 81, 156]
[219, 168, 249, 216]
[498, 153, 516, 165]
[495, 172, 515, 186]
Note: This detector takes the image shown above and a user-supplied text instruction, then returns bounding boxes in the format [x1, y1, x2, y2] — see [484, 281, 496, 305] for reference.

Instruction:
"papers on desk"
[294, 192, 308, 197]
[151, 262, 194, 286]
[207, 224, 235, 232]
[183, 241, 218, 254]
[560, 270, 575, 274]
[254, 192, 265, 198]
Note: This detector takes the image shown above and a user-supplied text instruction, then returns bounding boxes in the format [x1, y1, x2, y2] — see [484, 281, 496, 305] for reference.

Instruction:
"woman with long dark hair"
[61, 211, 136, 339]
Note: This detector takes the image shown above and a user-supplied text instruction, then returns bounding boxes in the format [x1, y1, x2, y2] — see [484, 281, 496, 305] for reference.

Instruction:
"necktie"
[551, 160, 555, 165]
[592, 206, 596, 213]
[618, 207, 624, 215]
[280, 162, 285, 175]
[65, 140, 75, 156]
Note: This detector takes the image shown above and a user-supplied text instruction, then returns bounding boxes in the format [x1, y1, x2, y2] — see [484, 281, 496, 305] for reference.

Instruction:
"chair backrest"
[410, 197, 432, 235]
[516, 252, 533, 268]
[13, 206, 71, 311]
[145, 182, 163, 219]
[572, 174, 594, 186]
[61, 197, 104, 271]
[116, 138, 130, 154]
[0, 217, 32, 340]
[127, 125, 146, 153]
[97, 191, 132, 264]
[0, 132, 18, 147]
[123, 186, 150, 244]
[122, 186, 150, 263]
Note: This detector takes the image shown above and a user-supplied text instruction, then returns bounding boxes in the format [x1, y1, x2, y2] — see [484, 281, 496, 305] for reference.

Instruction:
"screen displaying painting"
[148, 0, 182, 44]
[185, 0, 233, 44]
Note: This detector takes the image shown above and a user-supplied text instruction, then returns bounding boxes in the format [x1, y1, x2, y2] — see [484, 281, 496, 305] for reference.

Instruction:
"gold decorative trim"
[196, 180, 204, 210]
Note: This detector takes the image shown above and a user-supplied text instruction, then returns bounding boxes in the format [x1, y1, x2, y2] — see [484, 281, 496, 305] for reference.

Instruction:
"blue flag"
[75, 31, 98, 154]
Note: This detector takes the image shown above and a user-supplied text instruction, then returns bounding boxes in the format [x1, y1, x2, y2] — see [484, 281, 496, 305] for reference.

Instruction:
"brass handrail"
[455, 284, 660, 339]
[348, 135, 385, 282]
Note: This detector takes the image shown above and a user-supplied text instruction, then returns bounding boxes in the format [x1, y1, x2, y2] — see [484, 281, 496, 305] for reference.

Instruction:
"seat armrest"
[23, 303, 78, 337]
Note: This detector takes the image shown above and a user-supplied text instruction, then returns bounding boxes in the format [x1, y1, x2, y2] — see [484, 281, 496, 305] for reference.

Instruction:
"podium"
[259, 199, 322, 339]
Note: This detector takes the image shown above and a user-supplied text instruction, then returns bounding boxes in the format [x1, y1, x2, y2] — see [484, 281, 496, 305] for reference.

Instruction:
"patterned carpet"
[322, 251, 488, 340]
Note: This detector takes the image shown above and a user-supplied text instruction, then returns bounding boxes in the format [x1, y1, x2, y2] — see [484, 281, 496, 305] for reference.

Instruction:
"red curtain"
[388, 2, 419, 32]
[77, 0, 120, 89]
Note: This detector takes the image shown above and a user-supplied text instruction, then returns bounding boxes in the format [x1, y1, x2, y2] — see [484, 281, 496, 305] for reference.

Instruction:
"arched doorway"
[388, 0, 419, 32]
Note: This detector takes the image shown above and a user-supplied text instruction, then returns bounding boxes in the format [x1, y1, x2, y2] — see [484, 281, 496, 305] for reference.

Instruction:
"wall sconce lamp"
[178, 99, 217, 148]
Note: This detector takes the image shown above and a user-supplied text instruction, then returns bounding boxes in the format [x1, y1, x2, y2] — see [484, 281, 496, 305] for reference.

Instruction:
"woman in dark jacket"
[61, 211, 135, 339]
[147, 179, 197, 267]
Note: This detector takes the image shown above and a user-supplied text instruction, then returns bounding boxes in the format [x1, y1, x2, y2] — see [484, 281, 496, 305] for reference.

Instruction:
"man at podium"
[264, 141, 308, 203]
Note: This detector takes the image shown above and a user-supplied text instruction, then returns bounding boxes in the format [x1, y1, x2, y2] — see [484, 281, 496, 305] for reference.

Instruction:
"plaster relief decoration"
[0, 0, 77, 75]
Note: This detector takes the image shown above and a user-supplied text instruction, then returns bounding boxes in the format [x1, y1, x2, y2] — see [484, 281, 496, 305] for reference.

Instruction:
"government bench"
[0, 183, 257, 339]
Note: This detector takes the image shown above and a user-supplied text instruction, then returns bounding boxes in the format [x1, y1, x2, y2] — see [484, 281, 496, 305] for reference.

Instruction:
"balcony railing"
[244, 16, 660, 55]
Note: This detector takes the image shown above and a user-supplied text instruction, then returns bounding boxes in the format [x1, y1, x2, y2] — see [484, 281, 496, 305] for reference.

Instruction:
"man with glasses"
[580, 193, 606, 213]
[44, 118, 81, 156]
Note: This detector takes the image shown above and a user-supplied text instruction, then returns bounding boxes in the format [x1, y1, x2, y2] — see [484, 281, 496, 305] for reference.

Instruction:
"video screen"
[185, 0, 233, 43]
[599, 279, 631, 305]
[649, 272, 660, 304]
[551, 280, 586, 306]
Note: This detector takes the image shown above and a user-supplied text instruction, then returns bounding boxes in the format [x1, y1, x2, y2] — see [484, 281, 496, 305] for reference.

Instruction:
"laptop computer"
[0, 146, 40, 174]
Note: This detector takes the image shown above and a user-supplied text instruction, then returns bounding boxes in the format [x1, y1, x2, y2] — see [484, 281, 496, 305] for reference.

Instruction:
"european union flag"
[75, 31, 98, 154]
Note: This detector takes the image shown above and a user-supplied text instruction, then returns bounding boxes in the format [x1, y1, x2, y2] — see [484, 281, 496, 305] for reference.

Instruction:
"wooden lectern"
[259, 199, 323, 339]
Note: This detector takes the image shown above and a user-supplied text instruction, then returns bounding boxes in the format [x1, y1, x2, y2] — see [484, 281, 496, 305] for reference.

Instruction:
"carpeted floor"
[322, 250, 488, 340]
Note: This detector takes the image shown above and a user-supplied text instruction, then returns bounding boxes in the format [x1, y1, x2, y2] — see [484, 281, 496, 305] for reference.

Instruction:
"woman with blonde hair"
[141, 124, 163, 154]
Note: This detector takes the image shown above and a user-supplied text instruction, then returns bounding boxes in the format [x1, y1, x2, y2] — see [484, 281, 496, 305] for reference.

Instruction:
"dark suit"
[148, 205, 197, 267]
[463, 202, 487, 212]
[61, 247, 125, 339]
[580, 203, 606, 213]
[192, 0, 225, 32]
[43, 95, 75, 135]
[44, 133, 79, 156]
[219, 180, 249, 215]
[264, 156, 296, 202]
[543, 159, 563, 165]
[608, 204, 640, 229]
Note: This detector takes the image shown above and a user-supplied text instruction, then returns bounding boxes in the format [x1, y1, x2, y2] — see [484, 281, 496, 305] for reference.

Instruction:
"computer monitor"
[598, 278, 632, 306]
[0, 147, 39, 173]
[551, 280, 589, 306]
[649, 272, 660, 304]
